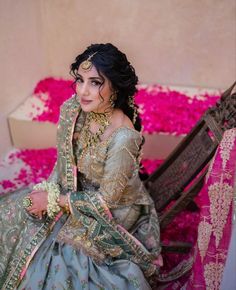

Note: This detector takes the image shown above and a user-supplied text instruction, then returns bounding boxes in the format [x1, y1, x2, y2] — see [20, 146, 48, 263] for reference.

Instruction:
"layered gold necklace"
[79, 111, 111, 151]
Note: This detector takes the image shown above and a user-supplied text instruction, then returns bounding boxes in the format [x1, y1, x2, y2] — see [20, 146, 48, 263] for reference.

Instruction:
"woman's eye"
[91, 80, 102, 86]
[76, 78, 83, 83]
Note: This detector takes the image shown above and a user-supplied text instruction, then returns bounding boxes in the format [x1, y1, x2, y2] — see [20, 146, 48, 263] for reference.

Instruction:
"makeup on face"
[76, 65, 113, 113]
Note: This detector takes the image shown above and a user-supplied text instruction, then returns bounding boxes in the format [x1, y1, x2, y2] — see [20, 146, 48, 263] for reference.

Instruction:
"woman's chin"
[80, 105, 93, 112]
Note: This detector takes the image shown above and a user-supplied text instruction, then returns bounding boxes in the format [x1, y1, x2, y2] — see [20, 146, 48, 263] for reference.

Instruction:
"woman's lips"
[81, 99, 92, 105]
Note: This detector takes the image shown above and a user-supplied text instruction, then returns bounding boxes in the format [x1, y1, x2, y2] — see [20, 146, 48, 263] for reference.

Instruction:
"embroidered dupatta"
[0, 95, 160, 289]
[185, 128, 236, 289]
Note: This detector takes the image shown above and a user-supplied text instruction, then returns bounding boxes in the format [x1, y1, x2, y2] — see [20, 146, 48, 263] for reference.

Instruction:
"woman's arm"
[97, 131, 142, 207]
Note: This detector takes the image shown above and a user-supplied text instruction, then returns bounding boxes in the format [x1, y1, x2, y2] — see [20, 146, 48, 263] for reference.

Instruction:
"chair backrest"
[145, 82, 236, 228]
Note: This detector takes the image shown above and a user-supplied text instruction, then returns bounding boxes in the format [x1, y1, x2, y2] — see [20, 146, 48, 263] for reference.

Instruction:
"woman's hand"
[26, 189, 48, 219]
[153, 254, 163, 267]
[58, 195, 67, 208]
[58, 194, 70, 214]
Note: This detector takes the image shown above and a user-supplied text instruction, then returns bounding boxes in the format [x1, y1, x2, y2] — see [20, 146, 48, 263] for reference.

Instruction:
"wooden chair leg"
[159, 173, 206, 229]
[161, 241, 193, 253]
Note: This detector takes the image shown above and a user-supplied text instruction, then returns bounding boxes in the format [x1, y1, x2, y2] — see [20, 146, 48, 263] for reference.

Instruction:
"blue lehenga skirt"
[0, 189, 151, 290]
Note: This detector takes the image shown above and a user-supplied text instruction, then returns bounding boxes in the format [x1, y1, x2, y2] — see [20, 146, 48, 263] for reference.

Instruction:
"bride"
[0, 43, 162, 290]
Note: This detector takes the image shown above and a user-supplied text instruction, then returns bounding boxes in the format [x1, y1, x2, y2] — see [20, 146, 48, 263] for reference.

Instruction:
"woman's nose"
[79, 82, 89, 96]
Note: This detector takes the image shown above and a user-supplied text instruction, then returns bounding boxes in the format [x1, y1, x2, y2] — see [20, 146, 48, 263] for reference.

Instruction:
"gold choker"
[80, 111, 111, 151]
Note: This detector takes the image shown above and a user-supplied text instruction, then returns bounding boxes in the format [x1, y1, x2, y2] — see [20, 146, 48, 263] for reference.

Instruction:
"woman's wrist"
[33, 181, 60, 218]
[58, 195, 67, 207]
[58, 194, 70, 213]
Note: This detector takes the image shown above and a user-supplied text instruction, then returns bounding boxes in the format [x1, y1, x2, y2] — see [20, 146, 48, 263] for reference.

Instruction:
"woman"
[0, 43, 162, 290]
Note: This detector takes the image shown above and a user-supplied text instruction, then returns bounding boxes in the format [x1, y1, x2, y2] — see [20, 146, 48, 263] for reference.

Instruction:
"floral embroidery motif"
[111, 284, 119, 290]
[208, 181, 233, 247]
[38, 280, 44, 287]
[128, 273, 141, 288]
[54, 264, 60, 274]
[198, 220, 212, 261]
[219, 129, 236, 169]
[57, 216, 106, 264]
[0, 95, 162, 289]
[81, 279, 88, 290]
[204, 261, 224, 290]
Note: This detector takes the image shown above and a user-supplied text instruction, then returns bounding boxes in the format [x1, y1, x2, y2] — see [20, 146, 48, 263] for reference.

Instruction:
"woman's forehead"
[77, 64, 112, 88]
[78, 64, 102, 78]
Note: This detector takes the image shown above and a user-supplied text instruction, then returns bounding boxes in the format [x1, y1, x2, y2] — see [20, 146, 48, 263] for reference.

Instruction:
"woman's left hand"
[26, 189, 48, 219]
[153, 254, 163, 267]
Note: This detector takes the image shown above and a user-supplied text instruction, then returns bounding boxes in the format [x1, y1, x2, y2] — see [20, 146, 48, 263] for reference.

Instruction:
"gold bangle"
[33, 181, 60, 219]
[63, 194, 70, 214]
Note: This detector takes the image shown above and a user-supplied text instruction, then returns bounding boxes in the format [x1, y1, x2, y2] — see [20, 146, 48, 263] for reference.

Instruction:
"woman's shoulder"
[108, 127, 143, 151]
[111, 109, 133, 129]
[107, 109, 142, 145]
[105, 127, 142, 158]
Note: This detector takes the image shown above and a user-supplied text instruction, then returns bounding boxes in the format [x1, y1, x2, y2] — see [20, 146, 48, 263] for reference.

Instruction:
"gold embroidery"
[198, 220, 212, 261]
[57, 216, 106, 263]
[100, 172, 129, 206]
[103, 245, 123, 257]
[75, 128, 143, 208]
[77, 144, 107, 184]
[209, 181, 233, 247]
[219, 129, 236, 169]
[56, 95, 81, 192]
[204, 260, 224, 290]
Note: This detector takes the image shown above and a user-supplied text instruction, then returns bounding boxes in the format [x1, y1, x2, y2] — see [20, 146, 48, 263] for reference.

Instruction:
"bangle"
[33, 181, 61, 218]
[63, 193, 70, 214]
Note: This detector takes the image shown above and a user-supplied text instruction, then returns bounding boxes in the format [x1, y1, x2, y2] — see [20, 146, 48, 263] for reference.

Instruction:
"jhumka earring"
[109, 92, 117, 108]
[128, 96, 138, 124]
[81, 51, 98, 71]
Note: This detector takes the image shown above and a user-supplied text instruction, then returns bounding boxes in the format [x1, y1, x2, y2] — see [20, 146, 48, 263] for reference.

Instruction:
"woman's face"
[75, 64, 113, 113]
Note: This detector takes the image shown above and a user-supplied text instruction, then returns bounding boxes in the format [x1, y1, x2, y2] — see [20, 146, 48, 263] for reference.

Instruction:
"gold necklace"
[79, 111, 111, 151]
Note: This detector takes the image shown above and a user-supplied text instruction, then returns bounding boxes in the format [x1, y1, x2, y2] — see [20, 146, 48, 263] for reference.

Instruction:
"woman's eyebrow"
[77, 74, 102, 80]
[89, 77, 103, 80]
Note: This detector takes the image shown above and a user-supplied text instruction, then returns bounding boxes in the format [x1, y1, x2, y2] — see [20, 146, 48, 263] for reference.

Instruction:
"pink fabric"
[185, 128, 236, 289]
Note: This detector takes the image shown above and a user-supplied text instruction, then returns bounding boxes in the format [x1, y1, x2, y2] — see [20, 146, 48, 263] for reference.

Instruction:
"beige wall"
[0, 0, 235, 157]
[0, 0, 47, 156]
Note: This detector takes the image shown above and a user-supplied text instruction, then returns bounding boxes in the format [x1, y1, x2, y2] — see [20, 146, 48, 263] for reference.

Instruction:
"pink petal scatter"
[160, 210, 200, 272]
[0, 148, 57, 193]
[30, 78, 221, 136]
[33, 78, 74, 123]
[13, 148, 57, 182]
[141, 159, 163, 175]
[135, 85, 220, 135]
[1, 180, 15, 190]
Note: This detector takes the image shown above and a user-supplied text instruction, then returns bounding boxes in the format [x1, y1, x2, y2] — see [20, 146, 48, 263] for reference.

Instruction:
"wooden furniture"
[144, 82, 236, 252]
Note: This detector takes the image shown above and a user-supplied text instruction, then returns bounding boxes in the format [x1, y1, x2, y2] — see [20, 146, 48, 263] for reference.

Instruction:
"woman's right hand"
[26, 189, 48, 219]
[57, 195, 67, 207]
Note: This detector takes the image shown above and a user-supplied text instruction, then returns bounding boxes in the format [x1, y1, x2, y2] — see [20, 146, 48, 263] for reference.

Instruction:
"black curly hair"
[70, 43, 142, 132]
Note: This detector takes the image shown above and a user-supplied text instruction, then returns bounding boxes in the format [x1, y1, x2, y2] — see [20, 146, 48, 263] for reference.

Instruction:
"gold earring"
[128, 96, 138, 124]
[109, 92, 117, 108]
